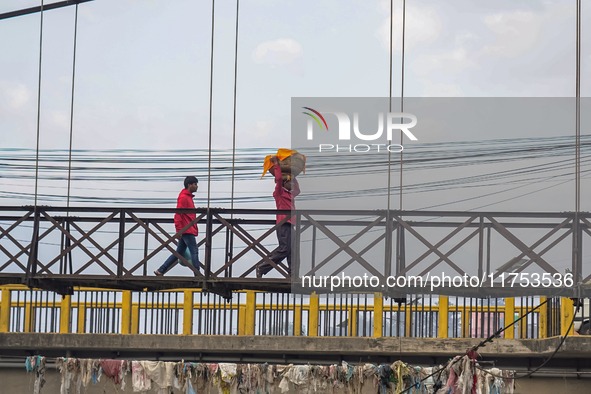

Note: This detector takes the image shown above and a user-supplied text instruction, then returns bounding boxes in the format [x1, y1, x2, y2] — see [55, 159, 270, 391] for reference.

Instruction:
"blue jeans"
[158, 233, 200, 275]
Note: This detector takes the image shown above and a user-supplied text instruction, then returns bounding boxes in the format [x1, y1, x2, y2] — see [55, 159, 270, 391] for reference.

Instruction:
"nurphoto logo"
[302, 107, 418, 153]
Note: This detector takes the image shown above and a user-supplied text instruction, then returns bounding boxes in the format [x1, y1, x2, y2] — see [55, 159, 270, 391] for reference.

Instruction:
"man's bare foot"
[154, 270, 163, 276]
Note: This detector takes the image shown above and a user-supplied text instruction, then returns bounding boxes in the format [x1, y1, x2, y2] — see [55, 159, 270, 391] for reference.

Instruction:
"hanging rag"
[100, 359, 123, 384]
[140, 361, 175, 394]
[26, 356, 46, 394]
[132, 361, 152, 393]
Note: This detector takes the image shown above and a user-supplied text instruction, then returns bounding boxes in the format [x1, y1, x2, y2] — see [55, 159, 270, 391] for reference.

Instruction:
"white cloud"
[254, 120, 274, 137]
[376, 2, 442, 52]
[412, 46, 475, 77]
[1, 82, 30, 109]
[253, 38, 303, 76]
[253, 38, 303, 69]
[482, 10, 547, 57]
[51, 110, 70, 129]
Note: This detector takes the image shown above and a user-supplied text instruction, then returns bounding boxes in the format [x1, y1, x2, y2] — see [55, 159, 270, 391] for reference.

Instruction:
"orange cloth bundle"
[261, 149, 306, 179]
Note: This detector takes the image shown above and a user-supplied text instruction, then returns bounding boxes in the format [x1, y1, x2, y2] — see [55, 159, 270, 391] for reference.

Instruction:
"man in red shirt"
[154, 176, 201, 276]
[257, 156, 300, 277]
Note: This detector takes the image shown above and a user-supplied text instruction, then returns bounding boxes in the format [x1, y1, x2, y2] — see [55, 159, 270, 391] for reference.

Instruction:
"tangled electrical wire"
[1, 135, 590, 207]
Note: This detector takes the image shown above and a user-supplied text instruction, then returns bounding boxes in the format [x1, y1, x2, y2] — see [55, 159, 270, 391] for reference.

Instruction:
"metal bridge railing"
[0, 285, 576, 339]
[1, 207, 590, 298]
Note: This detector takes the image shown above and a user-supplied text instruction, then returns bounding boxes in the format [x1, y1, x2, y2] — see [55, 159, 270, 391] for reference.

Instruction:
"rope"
[230, 0, 240, 212]
[207, 0, 216, 209]
[66, 3, 79, 210]
[34, 0, 44, 207]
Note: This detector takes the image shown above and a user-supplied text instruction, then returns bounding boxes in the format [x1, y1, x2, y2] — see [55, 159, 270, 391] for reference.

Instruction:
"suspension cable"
[230, 0, 240, 213]
[399, 0, 406, 211]
[34, 0, 44, 207]
[67, 4, 79, 210]
[387, 0, 393, 212]
[207, 0, 216, 209]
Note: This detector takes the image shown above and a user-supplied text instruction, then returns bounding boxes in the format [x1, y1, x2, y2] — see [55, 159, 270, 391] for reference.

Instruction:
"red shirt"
[273, 165, 300, 224]
[174, 189, 198, 236]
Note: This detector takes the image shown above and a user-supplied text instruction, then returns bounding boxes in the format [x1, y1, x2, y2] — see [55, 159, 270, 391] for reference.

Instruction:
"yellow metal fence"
[0, 285, 572, 338]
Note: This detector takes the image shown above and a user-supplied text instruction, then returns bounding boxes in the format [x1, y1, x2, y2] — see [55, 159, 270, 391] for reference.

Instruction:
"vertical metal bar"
[384, 213, 392, 277]
[106, 291, 110, 333]
[26, 209, 41, 286]
[143, 220, 149, 276]
[478, 216, 484, 278]
[486, 225, 491, 276]
[59, 221, 65, 275]
[363, 293, 368, 337]
[294, 213, 301, 278]
[117, 209, 125, 277]
[198, 291, 203, 335]
[311, 226, 317, 270]
[205, 209, 214, 284]
[261, 293, 266, 335]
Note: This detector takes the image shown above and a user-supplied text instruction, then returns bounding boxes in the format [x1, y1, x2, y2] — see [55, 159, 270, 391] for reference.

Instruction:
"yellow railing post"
[244, 290, 256, 335]
[294, 304, 302, 336]
[438, 296, 448, 338]
[0, 288, 11, 332]
[373, 293, 383, 338]
[539, 296, 547, 339]
[131, 303, 139, 334]
[77, 299, 86, 333]
[121, 291, 132, 334]
[309, 293, 319, 337]
[405, 303, 411, 337]
[505, 298, 515, 339]
[59, 295, 71, 333]
[183, 290, 194, 335]
[561, 297, 574, 336]
[24, 301, 33, 333]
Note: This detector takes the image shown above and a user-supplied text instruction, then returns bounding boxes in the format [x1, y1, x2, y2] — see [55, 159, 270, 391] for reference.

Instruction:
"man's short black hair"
[184, 176, 198, 189]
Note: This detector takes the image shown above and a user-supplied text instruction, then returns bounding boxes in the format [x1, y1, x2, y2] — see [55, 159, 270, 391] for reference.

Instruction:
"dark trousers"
[259, 223, 292, 276]
[158, 233, 200, 275]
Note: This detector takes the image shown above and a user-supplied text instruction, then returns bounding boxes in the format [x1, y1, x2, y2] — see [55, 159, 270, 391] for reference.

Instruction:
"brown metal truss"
[0, 207, 589, 297]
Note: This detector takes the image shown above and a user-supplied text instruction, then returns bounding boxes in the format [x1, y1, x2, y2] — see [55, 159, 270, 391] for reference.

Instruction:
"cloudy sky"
[0, 0, 590, 208]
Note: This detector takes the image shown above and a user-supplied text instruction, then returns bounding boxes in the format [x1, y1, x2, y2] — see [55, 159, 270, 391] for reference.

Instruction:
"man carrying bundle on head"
[257, 154, 302, 278]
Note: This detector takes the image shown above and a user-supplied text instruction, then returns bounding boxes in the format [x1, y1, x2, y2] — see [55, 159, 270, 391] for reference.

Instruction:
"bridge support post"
[505, 298, 515, 339]
[373, 293, 383, 337]
[561, 297, 574, 336]
[0, 288, 11, 332]
[309, 293, 319, 337]
[77, 299, 86, 333]
[121, 291, 132, 334]
[183, 290, 193, 335]
[438, 295, 448, 338]
[244, 290, 255, 335]
[59, 295, 71, 333]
